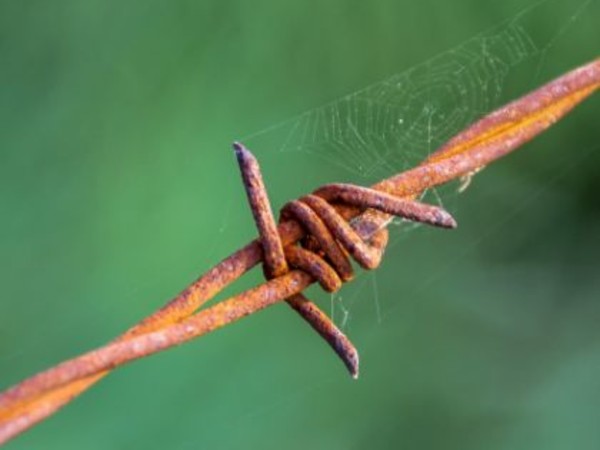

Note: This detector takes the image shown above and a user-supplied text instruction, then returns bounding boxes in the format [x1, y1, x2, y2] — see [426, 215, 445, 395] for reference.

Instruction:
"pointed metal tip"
[446, 214, 458, 229]
[232, 141, 244, 154]
[232, 141, 256, 163]
[436, 210, 458, 229]
[346, 349, 359, 379]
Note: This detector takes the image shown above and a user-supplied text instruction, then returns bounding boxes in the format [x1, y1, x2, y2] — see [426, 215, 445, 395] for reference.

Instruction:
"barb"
[235, 142, 455, 377]
[234, 142, 361, 377]
[0, 57, 598, 445]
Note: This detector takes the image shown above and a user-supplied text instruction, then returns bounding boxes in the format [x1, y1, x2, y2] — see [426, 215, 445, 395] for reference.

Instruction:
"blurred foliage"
[1, 0, 599, 449]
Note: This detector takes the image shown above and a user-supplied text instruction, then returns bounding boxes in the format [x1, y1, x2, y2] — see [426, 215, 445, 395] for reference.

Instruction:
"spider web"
[237, 0, 595, 334]
[243, 7, 537, 181]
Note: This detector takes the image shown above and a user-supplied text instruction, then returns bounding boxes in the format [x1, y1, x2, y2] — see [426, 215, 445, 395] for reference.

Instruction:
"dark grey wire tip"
[232, 141, 257, 163]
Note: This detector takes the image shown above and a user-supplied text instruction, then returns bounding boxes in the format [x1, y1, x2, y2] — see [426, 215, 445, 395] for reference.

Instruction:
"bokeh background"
[1, 0, 599, 449]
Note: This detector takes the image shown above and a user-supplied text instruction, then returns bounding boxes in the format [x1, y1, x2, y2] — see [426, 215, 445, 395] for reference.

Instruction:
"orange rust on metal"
[285, 245, 342, 292]
[299, 194, 390, 271]
[236, 142, 456, 377]
[313, 185, 457, 229]
[286, 296, 360, 377]
[281, 199, 355, 282]
[375, 59, 600, 199]
[0, 58, 598, 446]
[234, 142, 288, 279]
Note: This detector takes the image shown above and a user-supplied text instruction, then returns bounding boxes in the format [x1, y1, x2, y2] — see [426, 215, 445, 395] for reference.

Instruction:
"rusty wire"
[0, 57, 599, 445]
[235, 143, 456, 377]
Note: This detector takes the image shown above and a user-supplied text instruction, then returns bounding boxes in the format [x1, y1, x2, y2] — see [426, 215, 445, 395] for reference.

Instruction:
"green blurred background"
[1, 0, 599, 449]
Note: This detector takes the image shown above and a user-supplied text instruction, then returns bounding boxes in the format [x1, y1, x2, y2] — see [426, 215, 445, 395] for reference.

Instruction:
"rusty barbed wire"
[235, 143, 456, 377]
[235, 143, 361, 376]
[0, 57, 598, 445]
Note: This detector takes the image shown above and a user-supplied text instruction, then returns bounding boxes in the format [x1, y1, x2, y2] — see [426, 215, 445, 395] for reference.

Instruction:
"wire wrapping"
[283, 187, 456, 276]
[235, 143, 457, 376]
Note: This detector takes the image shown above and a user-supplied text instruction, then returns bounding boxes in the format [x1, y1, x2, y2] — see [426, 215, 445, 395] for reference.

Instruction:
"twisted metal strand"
[280, 200, 355, 282]
[284, 245, 342, 292]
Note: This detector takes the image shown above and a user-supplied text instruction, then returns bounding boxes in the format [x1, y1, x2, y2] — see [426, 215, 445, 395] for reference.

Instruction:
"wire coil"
[235, 143, 456, 377]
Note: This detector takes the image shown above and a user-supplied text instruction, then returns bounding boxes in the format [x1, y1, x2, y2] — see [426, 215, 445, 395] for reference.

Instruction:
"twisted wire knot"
[234, 142, 456, 377]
